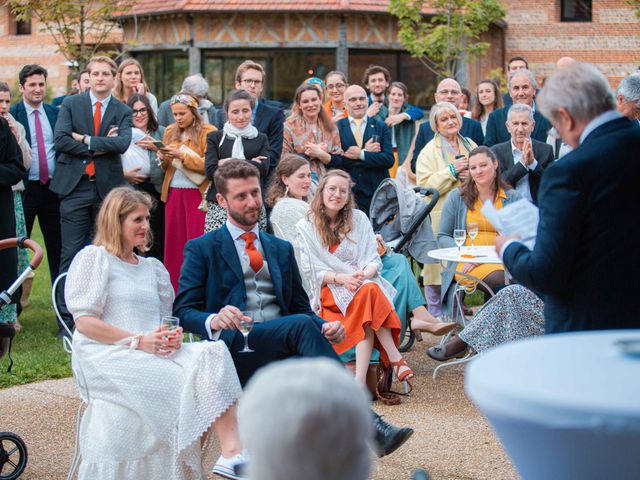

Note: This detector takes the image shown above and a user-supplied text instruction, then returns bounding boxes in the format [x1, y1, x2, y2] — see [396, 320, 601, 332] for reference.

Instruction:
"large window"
[203, 49, 334, 105]
[349, 50, 437, 108]
[561, 0, 592, 22]
[134, 51, 189, 103]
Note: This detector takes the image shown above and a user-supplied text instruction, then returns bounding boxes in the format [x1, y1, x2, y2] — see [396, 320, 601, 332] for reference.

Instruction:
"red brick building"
[1, 1, 638, 104]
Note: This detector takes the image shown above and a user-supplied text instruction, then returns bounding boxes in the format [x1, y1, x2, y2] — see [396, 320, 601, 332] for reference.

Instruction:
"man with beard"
[174, 160, 414, 458]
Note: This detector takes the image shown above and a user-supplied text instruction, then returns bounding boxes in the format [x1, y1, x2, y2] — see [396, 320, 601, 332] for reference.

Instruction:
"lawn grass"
[0, 221, 71, 388]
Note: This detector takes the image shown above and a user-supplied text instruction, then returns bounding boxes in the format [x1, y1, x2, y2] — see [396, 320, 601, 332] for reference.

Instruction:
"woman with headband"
[157, 92, 216, 290]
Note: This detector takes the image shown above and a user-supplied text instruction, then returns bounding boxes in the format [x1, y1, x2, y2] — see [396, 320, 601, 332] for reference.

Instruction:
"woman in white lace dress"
[65, 187, 245, 480]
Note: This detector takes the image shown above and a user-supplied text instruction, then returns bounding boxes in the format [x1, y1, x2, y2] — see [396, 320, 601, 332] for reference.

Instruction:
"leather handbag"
[345, 362, 402, 406]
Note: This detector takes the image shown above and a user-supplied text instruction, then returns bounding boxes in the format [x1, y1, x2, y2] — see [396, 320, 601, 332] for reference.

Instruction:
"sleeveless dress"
[66, 245, 242, 479]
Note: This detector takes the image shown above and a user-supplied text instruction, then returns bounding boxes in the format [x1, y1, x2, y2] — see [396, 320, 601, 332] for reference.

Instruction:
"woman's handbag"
[345, 362, 403, 405]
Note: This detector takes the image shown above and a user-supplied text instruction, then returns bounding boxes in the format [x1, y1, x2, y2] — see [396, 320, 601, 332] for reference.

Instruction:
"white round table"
[465, 330, 640, 479]
[427, 245, 502, 265]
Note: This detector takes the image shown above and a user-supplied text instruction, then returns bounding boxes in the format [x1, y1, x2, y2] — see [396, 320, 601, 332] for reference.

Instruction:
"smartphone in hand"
[153, 141, 166, 149]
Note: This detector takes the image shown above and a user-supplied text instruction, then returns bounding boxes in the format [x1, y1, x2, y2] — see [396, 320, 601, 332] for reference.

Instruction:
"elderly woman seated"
[415, 101, 477, 318]
[437, 146, 519, 318]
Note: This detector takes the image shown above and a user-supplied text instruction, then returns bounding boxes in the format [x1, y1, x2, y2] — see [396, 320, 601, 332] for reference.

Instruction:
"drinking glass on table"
[239, 311, 254, 353]
[454, 229, 466, 257]
[467, 222, 479, 251]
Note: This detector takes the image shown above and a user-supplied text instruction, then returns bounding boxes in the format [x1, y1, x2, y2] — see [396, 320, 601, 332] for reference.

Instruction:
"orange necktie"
[85, 101, 102, 177]
[240, 232, 264, 273]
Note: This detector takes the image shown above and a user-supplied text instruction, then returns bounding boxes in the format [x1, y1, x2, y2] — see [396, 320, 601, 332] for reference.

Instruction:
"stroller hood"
[370, 178, 438, 264]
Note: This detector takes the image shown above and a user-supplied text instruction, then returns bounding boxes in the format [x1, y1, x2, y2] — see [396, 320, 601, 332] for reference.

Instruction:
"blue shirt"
[23, 101, 56, 181]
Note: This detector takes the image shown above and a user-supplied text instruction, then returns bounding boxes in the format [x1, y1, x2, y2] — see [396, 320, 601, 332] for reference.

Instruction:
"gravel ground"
[0, 335, 516, 480]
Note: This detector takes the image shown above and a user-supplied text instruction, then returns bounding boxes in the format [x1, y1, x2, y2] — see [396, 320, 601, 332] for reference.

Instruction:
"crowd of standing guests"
[1, 53, 640, 479]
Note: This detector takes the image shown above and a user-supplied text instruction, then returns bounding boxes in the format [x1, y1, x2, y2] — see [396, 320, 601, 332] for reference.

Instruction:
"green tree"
[7, 0, 133, 70]
[629, 0, 640, 19]
[389, 0, 507, 80]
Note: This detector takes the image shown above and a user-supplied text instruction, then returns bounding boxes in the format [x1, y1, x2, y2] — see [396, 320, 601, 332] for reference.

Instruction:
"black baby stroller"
[0, 237, 43, 479]
[370, 179, 440, 351]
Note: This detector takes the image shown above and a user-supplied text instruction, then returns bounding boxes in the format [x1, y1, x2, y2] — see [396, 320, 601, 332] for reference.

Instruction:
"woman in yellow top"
[415, 102, 477, 317]
[156, 92, 216, 290]
[437, 146, 520, 314]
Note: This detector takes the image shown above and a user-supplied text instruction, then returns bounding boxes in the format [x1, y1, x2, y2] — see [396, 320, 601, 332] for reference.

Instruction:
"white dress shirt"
[87, 91, 113, 151]
[511, 139, 538, 202]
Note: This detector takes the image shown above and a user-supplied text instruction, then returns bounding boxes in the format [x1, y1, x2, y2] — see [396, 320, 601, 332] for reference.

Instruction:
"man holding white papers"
[496, 63, 640, 334]
[491, 104, 553, 204]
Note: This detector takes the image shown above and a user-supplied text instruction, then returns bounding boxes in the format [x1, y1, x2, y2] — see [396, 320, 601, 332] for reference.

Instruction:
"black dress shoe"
[371, 411, 414, 457]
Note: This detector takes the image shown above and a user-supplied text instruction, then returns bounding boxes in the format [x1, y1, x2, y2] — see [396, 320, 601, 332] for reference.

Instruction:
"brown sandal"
[421, 321, 457, 336]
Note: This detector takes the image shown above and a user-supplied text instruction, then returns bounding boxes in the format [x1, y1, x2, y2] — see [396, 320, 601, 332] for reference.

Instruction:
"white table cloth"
[465, 330, 640, 479]
[427, 245, 502, 265]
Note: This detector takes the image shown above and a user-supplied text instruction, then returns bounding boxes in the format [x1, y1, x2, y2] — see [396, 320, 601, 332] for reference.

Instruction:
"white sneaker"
[212, 453, 248, 480]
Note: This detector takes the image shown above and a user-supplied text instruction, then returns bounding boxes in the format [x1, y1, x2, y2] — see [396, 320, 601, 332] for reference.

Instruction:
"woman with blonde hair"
[113, 58, 159, 113]
[65, 186, 246, 479]
[282, 84, 343, 195]
[157, 92, 216, 289]
[415, 102, 477, 317]
[296, 170, 413, 388]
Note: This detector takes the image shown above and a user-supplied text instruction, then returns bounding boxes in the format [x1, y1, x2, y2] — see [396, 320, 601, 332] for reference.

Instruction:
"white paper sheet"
[481, 198, 539, 249]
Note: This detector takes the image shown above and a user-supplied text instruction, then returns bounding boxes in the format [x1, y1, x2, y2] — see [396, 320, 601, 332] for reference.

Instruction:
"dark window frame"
[561, 0, 592, 22]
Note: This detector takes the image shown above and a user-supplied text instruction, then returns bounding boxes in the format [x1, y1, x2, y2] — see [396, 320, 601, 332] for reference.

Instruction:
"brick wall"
[0, 7, 71, 97]
[502, 0, 640, 88]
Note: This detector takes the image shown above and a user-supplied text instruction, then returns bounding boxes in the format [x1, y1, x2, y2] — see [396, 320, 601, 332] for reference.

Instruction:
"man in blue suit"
[10, 64, 61, 282]
[332, 85, 394, 215]
[484, 69, 551, 147]
[174, 160, 414, 456]
[496, 63, 640, 334]
[410, 78, 484, 172]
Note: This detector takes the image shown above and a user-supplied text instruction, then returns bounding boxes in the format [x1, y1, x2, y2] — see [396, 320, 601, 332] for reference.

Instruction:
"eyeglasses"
[327, 83, 346, 91]
[437, 89, 461, 96]
[132, 107, 148, 116]
[241, 79, 263, 86]
[326, 185, 349, 196]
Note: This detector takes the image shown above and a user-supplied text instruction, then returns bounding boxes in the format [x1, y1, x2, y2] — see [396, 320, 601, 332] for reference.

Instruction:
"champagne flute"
[467, 222, 479, 251]
[239, 311, 254, 353]
[454, 229, 466, 257]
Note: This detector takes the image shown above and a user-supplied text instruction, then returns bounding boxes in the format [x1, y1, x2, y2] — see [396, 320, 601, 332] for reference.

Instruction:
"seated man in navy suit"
[410, 78, 484, 172]
[174, 160, 413, 457]
[332, 85, 394, 215]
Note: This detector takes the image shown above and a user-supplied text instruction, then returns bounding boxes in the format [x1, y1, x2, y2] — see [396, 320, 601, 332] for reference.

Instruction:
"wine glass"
[467, 222, 479, 251]
[453, 229, 466, 257]
[238, 311, 254, 353]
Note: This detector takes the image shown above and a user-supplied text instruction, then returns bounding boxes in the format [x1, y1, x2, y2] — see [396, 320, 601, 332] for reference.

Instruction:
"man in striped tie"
[50, 56, 132, 271]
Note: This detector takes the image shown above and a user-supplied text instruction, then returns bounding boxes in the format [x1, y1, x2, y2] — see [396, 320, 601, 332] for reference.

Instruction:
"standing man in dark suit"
[174, 160, 413, 457]
[410, 78, 484, 172]
[491, 104, 554, 204]
[51, 55, 132, 271]
[501, 56, 529, 107]
[484, 69, 551, 147]
[0, 117, 26, 317]
[332, 85, 394, 215]
[496, 63, 640, 333]
[10, 64, 62, 282]
[216, 60, 285, 183]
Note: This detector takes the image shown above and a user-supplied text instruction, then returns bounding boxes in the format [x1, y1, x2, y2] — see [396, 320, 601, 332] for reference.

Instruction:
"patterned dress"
[459, 284, 544, 353]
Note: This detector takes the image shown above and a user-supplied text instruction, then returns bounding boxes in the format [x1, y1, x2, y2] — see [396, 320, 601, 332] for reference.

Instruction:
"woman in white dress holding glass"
[65, 187, 246, 480]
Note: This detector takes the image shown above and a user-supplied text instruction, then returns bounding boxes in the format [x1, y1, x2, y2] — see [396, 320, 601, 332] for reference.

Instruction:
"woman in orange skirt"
[296, 170, 413, 387]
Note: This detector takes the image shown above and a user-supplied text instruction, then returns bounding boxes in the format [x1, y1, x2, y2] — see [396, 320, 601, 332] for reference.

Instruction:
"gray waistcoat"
[242, 257, 282, 323]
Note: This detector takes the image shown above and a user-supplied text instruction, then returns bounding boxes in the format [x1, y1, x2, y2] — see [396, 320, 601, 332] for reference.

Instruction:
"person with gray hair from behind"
[491, 103, 554, 205]
[496, 62, 640, 334]
[616, 73, 640, 123]
[239, 358, 373, 480]
[157, 74, 217, 126]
